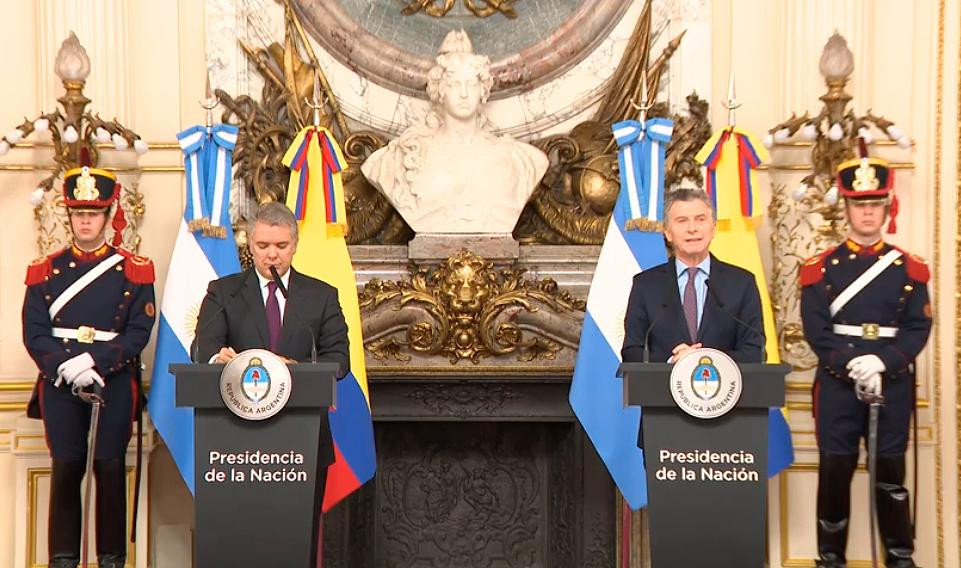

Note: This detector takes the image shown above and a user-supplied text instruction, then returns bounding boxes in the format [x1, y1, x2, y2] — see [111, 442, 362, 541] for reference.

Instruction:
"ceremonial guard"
[22, 166, 155, 568]
[801, 148, 931, 568]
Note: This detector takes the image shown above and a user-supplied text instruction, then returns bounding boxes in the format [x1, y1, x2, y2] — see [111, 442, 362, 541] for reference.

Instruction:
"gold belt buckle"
[861, 323, 880, 340]
[76, 325, 96, 344]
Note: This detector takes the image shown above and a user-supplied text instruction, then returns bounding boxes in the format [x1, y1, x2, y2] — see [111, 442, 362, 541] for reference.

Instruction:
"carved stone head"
[426, 30, 494, 117]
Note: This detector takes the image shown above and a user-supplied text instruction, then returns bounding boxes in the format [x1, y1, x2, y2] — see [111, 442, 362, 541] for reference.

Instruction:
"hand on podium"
[213, 347, 238, 364]
[670, 342, 703, 362]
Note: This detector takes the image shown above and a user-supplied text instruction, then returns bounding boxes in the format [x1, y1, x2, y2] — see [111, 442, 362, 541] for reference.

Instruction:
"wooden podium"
[620, 358, 788, 568]
[170, 361, 337, 567]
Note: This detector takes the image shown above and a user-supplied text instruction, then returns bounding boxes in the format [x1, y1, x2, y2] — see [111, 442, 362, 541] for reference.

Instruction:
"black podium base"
[194, 408, 322, 567]
[644, 407, 768, 568]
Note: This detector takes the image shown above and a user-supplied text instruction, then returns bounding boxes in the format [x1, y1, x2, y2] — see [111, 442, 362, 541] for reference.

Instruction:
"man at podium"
[194, 201, 349, 499]
[621, 187, 764, 367]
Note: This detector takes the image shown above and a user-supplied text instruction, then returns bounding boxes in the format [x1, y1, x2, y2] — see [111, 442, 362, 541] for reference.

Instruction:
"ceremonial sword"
[857, 384, 884, 568]
[73, 382, 104, 568]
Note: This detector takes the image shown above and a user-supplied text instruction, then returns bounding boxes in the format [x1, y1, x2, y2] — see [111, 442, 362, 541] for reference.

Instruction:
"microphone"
[270, 266, 318, 363]
[642, 301, 670, 364]
[705, 279, 767, 363]
[191, 270, 251, 363]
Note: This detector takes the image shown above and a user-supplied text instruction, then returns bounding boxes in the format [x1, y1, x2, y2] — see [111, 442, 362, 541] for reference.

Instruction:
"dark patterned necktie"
[266, 281, 282, 352]
[683, 266, 698, 342]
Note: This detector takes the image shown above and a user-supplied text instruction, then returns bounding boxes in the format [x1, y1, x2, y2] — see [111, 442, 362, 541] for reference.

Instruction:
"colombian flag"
[696, 126, 795, 476]
[283, 127, 376, 512]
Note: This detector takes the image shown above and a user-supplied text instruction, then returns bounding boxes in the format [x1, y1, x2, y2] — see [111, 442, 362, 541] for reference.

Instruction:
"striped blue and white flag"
[147, 124, 241, 493]
[569, 117, 672, 509]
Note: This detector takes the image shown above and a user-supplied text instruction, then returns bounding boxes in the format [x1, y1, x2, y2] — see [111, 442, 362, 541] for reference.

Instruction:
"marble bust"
[362, 31, 549, 234]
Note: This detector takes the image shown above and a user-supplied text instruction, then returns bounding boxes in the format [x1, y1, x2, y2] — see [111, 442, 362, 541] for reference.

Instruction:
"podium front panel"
[194, 408, 323, 567]
[643, 407, 768, 568]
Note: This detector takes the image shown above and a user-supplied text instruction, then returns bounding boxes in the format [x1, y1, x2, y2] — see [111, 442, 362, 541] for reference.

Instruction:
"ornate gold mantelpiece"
[357, 248, 592, 368]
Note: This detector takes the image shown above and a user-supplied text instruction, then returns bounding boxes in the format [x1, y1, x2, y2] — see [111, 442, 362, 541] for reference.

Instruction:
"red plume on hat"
[111, 201, 127, 246]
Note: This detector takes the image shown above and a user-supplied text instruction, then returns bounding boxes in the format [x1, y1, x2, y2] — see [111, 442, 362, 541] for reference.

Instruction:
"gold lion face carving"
[439, 253, 493, 316]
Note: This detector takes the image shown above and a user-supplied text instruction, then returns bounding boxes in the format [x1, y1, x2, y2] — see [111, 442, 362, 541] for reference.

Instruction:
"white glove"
[855, 372, 882, 399]
[846, 354, 886, 382]
[72, 368, 105, 389]
[57, 352, 96, 384]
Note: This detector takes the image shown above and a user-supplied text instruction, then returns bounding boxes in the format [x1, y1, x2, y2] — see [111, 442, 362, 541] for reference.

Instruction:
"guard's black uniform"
[801, 237, 931, 564]
[22, 167, 155, 568]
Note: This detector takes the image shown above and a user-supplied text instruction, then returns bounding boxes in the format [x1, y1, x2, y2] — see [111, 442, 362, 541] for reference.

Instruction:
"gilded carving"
[767, 32, 912, 369]
[223, 0, 707, 246]
[359, 250, 585, 364]
[514, 1, 706, 244]
[218, 4, 411, 246]
[400, 0, 519, 19]
[2, 33, 148, 255]
[516, 94, 711, 244]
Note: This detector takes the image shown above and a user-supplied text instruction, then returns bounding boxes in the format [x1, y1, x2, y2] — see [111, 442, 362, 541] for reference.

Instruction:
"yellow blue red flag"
[282, 126, 375, 510]
[696, 126, 794, 476]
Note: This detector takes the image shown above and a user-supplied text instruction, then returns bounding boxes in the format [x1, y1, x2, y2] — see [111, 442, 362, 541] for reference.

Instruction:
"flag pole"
[722, 70, 741, 127]
[621, 499, 632, 568]
[303, 74, 330, 568]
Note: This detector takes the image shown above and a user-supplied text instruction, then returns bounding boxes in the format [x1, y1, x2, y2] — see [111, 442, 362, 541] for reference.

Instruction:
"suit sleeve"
[877, 280, 932, 374]
[729, 274, 764, 363]
[22, 283, 71, 379]
[313, 287, 350, 377]
[193, 279, 230, 363]
[621, 275, 650, 363]
[86, 282, 156, 376]
[800, 281, 864, 377]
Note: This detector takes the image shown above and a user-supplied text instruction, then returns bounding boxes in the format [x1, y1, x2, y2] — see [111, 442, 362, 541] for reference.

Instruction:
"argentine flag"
[147, 124, 242, 493]
[569, 118, 672, 509]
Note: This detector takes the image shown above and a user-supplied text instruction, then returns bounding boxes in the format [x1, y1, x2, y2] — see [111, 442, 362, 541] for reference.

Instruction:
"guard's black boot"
[94, 458, 127, 566]
[815, 453, 858, 568]
[48, 556, 80, 568]
[97, 552, 127, 568]
[876, 455, 917, 568]
[49, 459, 84, 568]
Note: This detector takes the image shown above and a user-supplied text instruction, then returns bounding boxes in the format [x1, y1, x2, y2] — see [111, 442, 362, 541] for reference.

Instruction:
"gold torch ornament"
[765, 32, 912, 224]
[0, 32, 148, 206]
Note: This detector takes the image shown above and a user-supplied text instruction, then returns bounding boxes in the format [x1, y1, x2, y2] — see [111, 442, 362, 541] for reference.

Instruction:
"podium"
[170, 361, 338, 567]
[620, 358, 788, 568]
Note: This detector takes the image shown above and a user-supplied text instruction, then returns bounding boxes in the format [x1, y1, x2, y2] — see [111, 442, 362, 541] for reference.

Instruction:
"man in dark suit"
[621, 187, 764, 365]
[194, 201, 349, 517]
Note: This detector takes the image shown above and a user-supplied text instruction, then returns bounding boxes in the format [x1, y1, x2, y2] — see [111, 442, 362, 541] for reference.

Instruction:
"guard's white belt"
[832, 324, 898, 339]
[51, 327, 118, 343]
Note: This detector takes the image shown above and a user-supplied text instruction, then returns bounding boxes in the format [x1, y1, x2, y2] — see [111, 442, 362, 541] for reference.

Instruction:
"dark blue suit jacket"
[620, 255, 764, 364]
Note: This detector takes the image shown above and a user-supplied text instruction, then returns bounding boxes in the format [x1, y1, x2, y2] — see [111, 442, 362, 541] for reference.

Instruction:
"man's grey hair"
[247, 201, 298, 242]
[663, 188, 716, 225]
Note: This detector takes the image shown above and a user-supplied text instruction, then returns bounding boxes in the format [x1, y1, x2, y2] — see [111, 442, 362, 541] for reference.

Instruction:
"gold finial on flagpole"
[623, 69, 663, 233]
[304, 73, 328, 128]
[200, 74, 218, 128]
[628, 70, 654, 123]
[722, 71, 741, 126]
